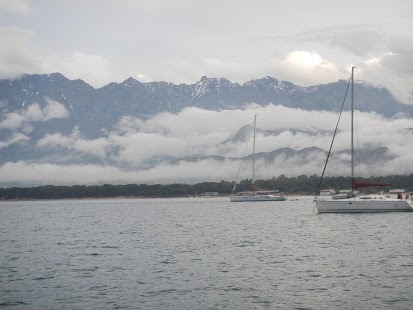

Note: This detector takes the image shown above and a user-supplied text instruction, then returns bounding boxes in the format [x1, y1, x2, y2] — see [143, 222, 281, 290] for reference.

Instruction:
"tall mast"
[351, 67, 355, 196]
[252, 115, 257, 191]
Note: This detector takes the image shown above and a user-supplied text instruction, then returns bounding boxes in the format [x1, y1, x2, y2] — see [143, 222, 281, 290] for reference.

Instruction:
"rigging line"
[232, 121, 255, 193]
[314, 76, 352, 200]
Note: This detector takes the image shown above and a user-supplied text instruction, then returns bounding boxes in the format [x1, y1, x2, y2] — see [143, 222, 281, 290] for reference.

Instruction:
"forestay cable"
[314, 76, 351, 199]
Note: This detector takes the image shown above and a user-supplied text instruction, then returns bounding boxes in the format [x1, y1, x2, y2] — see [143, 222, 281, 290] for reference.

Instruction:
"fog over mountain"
[1, 73, 412, 186]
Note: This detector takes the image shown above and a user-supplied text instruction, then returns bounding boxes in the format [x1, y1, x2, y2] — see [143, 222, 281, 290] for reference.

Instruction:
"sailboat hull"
[315, 198, 413, 213]
[230, 195, 286, 202]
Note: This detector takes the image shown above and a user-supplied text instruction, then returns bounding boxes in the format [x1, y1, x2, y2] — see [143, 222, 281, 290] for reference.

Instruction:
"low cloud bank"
[1, 104, 412, 186]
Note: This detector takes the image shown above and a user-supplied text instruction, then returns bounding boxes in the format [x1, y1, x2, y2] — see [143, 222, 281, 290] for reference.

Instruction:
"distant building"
[320, 189, 336, 196]
[389, 189, 405, 193]
[202, 192, 219, 197]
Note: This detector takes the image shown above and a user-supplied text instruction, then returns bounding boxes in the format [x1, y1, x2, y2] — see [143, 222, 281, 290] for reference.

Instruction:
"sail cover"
[352, 178, 394, 189]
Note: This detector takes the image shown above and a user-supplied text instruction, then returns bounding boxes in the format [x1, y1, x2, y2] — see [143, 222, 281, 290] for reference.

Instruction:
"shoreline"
[0, 193, 314, 202]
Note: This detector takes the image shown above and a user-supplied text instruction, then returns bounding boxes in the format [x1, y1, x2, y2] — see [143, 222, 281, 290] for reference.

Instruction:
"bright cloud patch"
[285, 51, 327, 69]
[0, 132, 29, 149]
[0, 99, 69, 130]
[269, 51, 343, 87]
[44, 52, 126, 88]
[360, 53, 413, 104]
[37, 127, 110, 158]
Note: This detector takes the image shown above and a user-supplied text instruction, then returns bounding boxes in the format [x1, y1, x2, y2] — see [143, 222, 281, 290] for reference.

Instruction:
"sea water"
[1, 196, 412, 309]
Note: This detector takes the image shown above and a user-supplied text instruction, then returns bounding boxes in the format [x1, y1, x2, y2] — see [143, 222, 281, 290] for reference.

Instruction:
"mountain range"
[2, 73, 412, 127]
[0, 73, 411, 186]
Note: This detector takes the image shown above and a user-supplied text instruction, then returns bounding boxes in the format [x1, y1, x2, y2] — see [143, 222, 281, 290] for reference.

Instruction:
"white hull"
[230, 195, 286, 202]
[315, 197, 413, 213]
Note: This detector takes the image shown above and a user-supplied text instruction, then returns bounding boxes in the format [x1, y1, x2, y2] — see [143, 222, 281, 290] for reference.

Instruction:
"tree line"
[1, 174, 413, 200]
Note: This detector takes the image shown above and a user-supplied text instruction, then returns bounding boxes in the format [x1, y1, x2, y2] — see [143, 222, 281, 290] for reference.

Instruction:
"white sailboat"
[230, 115, 286, 202]
[315, 67, 413, 213]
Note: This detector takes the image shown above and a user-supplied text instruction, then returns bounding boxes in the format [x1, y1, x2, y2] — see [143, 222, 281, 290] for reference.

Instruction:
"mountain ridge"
[2, 72, 411, 115]
[2, 72, 411, 140]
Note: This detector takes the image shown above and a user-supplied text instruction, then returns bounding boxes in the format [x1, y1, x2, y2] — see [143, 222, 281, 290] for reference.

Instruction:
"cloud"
[0, 158, 237, 186]
[0, 0, 31, 14]
[295, 25, 388, 58]
[2, 104, 411, 186]
[0, 111, 25, 131]
[111, 105, 332, 162]
[0, 161, 136, 185]
[44, 99, 70, 118]
[0, 99, 69, 130]
[118, 0, 191, 12]
[64, 0, 191, 12]
[279, 24, 413, 104]
[110, 133, 188, 167]
[145, 49, 411, 107]
[42, 52, 126, 88]
[0, 132, 29, 149]
[284, 51, 335, 70]
[35, 105, 413, 164]
[135, 74, 152, 83]
[0, 18, 411, 102]
[0, 26, 39, 79]
[269, 51, 344, 86]
[358, 52, 413, 104]
[0, 26, 125, 87]
[37, 127, 110, 158]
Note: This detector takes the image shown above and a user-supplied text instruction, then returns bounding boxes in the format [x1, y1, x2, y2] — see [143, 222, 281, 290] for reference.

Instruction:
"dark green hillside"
[1, 174, 412, 200]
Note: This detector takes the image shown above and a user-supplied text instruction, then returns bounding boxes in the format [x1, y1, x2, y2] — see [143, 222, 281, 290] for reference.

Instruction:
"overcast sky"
[1, 0, 412, 104]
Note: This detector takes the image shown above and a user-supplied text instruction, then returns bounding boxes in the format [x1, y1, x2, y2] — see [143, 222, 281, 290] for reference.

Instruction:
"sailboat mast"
[252, 115, 256, 190]
[351, 67, 355, 196]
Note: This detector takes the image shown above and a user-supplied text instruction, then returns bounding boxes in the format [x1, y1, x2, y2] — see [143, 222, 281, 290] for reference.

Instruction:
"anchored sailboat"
[230, 115, 286, 202]
[314, 67, 413, 213]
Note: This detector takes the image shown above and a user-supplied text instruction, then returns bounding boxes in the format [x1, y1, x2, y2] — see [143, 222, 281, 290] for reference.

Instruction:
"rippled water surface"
[1, 196, 412, 309]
